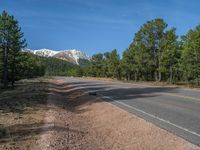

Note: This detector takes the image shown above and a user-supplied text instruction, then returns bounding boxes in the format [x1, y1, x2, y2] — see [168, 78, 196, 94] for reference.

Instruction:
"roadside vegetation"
[0, 78, 48, 149]
[83, 19, 200, 86]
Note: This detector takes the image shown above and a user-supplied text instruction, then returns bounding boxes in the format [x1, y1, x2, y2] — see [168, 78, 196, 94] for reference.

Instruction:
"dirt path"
[36, 79, 199, 150]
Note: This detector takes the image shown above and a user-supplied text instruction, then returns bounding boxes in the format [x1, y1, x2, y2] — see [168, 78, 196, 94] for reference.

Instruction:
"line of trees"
[84, 49, 121, 78]
[83, 18, 200, 86]
[1, 11, 199, 87]
[14, 52, 82, 80]
[0, 11, 82, 89]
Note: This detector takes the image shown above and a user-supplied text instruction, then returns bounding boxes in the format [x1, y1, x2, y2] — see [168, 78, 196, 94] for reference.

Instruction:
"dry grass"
[0, 78, 49, 150]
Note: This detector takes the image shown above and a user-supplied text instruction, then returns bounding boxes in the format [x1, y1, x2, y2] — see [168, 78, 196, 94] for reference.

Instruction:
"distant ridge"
[24, 48, 90, 65]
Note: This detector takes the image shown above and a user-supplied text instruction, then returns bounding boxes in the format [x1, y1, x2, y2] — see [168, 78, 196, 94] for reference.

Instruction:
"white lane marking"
[99, 94, 200, 138]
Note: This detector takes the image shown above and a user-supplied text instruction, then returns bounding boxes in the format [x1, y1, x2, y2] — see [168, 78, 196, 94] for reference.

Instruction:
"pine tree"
[0, 11, 26, 88]
[9, 17, 26, 86]
[181, 25, 200, 85]
[160, 28, 180, 83]
[121, 47, 138, 81]
[128, 18, 177, 81]
[91, 53, 104, 77]
[0, 11, 10, 88]
[108, 49, 120, 79]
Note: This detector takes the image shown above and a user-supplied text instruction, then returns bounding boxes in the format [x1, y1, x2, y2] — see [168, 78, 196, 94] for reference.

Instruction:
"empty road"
[57, 77, 200, 146]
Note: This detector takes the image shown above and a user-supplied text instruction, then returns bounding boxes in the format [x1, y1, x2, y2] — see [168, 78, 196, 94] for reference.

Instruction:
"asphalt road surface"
[57, 77, 200, 146]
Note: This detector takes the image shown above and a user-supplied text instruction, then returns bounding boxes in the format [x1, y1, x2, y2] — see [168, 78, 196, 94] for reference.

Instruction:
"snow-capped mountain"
[25, 48, 90, 65]
[33, 49, 59, 57]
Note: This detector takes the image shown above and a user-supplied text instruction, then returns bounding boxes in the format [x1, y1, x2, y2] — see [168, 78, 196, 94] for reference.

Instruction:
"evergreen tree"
[91, 53, 104, 77]
[9, 17, 26, 86]
[181, 25, 200, 85]
[0, 11, 26, 88]
[0, 11, 10, 88]
[108, 49, 120, 79]
[121, 46, 138, 81]
[160, 28, 180, 83]
[133, 18, 168, 81]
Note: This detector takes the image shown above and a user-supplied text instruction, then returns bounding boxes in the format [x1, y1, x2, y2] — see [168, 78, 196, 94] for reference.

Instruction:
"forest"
[84, 19, 200, 86]
[0, 11, 200, 89]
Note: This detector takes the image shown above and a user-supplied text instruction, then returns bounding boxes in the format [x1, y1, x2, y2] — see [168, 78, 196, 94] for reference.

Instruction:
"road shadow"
[57, 80, 178, 101]
[0, 79, 179, 115]
[47, 82, 106, 113]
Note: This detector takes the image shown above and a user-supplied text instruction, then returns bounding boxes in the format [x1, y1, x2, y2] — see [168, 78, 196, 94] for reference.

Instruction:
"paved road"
[57, 77, 200, 146]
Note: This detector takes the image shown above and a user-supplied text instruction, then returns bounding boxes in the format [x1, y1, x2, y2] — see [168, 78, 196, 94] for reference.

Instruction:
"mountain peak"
[24, 48, 90, 65]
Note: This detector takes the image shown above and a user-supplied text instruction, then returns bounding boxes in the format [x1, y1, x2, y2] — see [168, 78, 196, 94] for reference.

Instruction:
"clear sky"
[0, 0, 200, 56]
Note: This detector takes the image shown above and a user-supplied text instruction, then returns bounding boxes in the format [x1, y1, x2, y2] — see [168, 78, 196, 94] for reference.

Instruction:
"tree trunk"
[155, 71, 158, 81]
[134, 72, 137, 82]
[11, 56, 16, 88]
[158, 71, 162, 82]
[127, 72, 130, 81]
[155, 70, 161, 82]
[158, 63, 162, 82]
[3, 46, 8, 88]
[118, 70, 121, 80]
[169, 66, 173, 83]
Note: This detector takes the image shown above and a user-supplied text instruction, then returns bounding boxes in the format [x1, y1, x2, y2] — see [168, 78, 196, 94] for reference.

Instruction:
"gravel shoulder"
[38, 79, 200, 150]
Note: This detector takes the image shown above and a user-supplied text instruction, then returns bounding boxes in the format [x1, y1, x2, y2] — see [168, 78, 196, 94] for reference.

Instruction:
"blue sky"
[0, 0, 200, 56]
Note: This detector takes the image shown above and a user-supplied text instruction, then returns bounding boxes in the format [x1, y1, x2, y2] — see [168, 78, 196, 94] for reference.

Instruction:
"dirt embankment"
[0, 79, 199, 150]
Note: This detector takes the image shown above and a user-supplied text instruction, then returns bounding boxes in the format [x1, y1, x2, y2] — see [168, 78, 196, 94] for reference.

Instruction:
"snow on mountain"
[24, 48, 90, 65]
[33, 49, 59, 57]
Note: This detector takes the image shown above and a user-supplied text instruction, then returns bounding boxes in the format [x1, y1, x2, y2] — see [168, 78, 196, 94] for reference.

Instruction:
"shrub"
[0, 127, 8, 138]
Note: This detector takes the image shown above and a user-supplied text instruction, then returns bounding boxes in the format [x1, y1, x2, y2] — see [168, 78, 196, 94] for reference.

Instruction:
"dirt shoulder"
[38, 79, 199, 150]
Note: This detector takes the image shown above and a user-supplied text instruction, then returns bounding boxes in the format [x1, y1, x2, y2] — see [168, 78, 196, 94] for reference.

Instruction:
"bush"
[0, 127, 8, 138]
